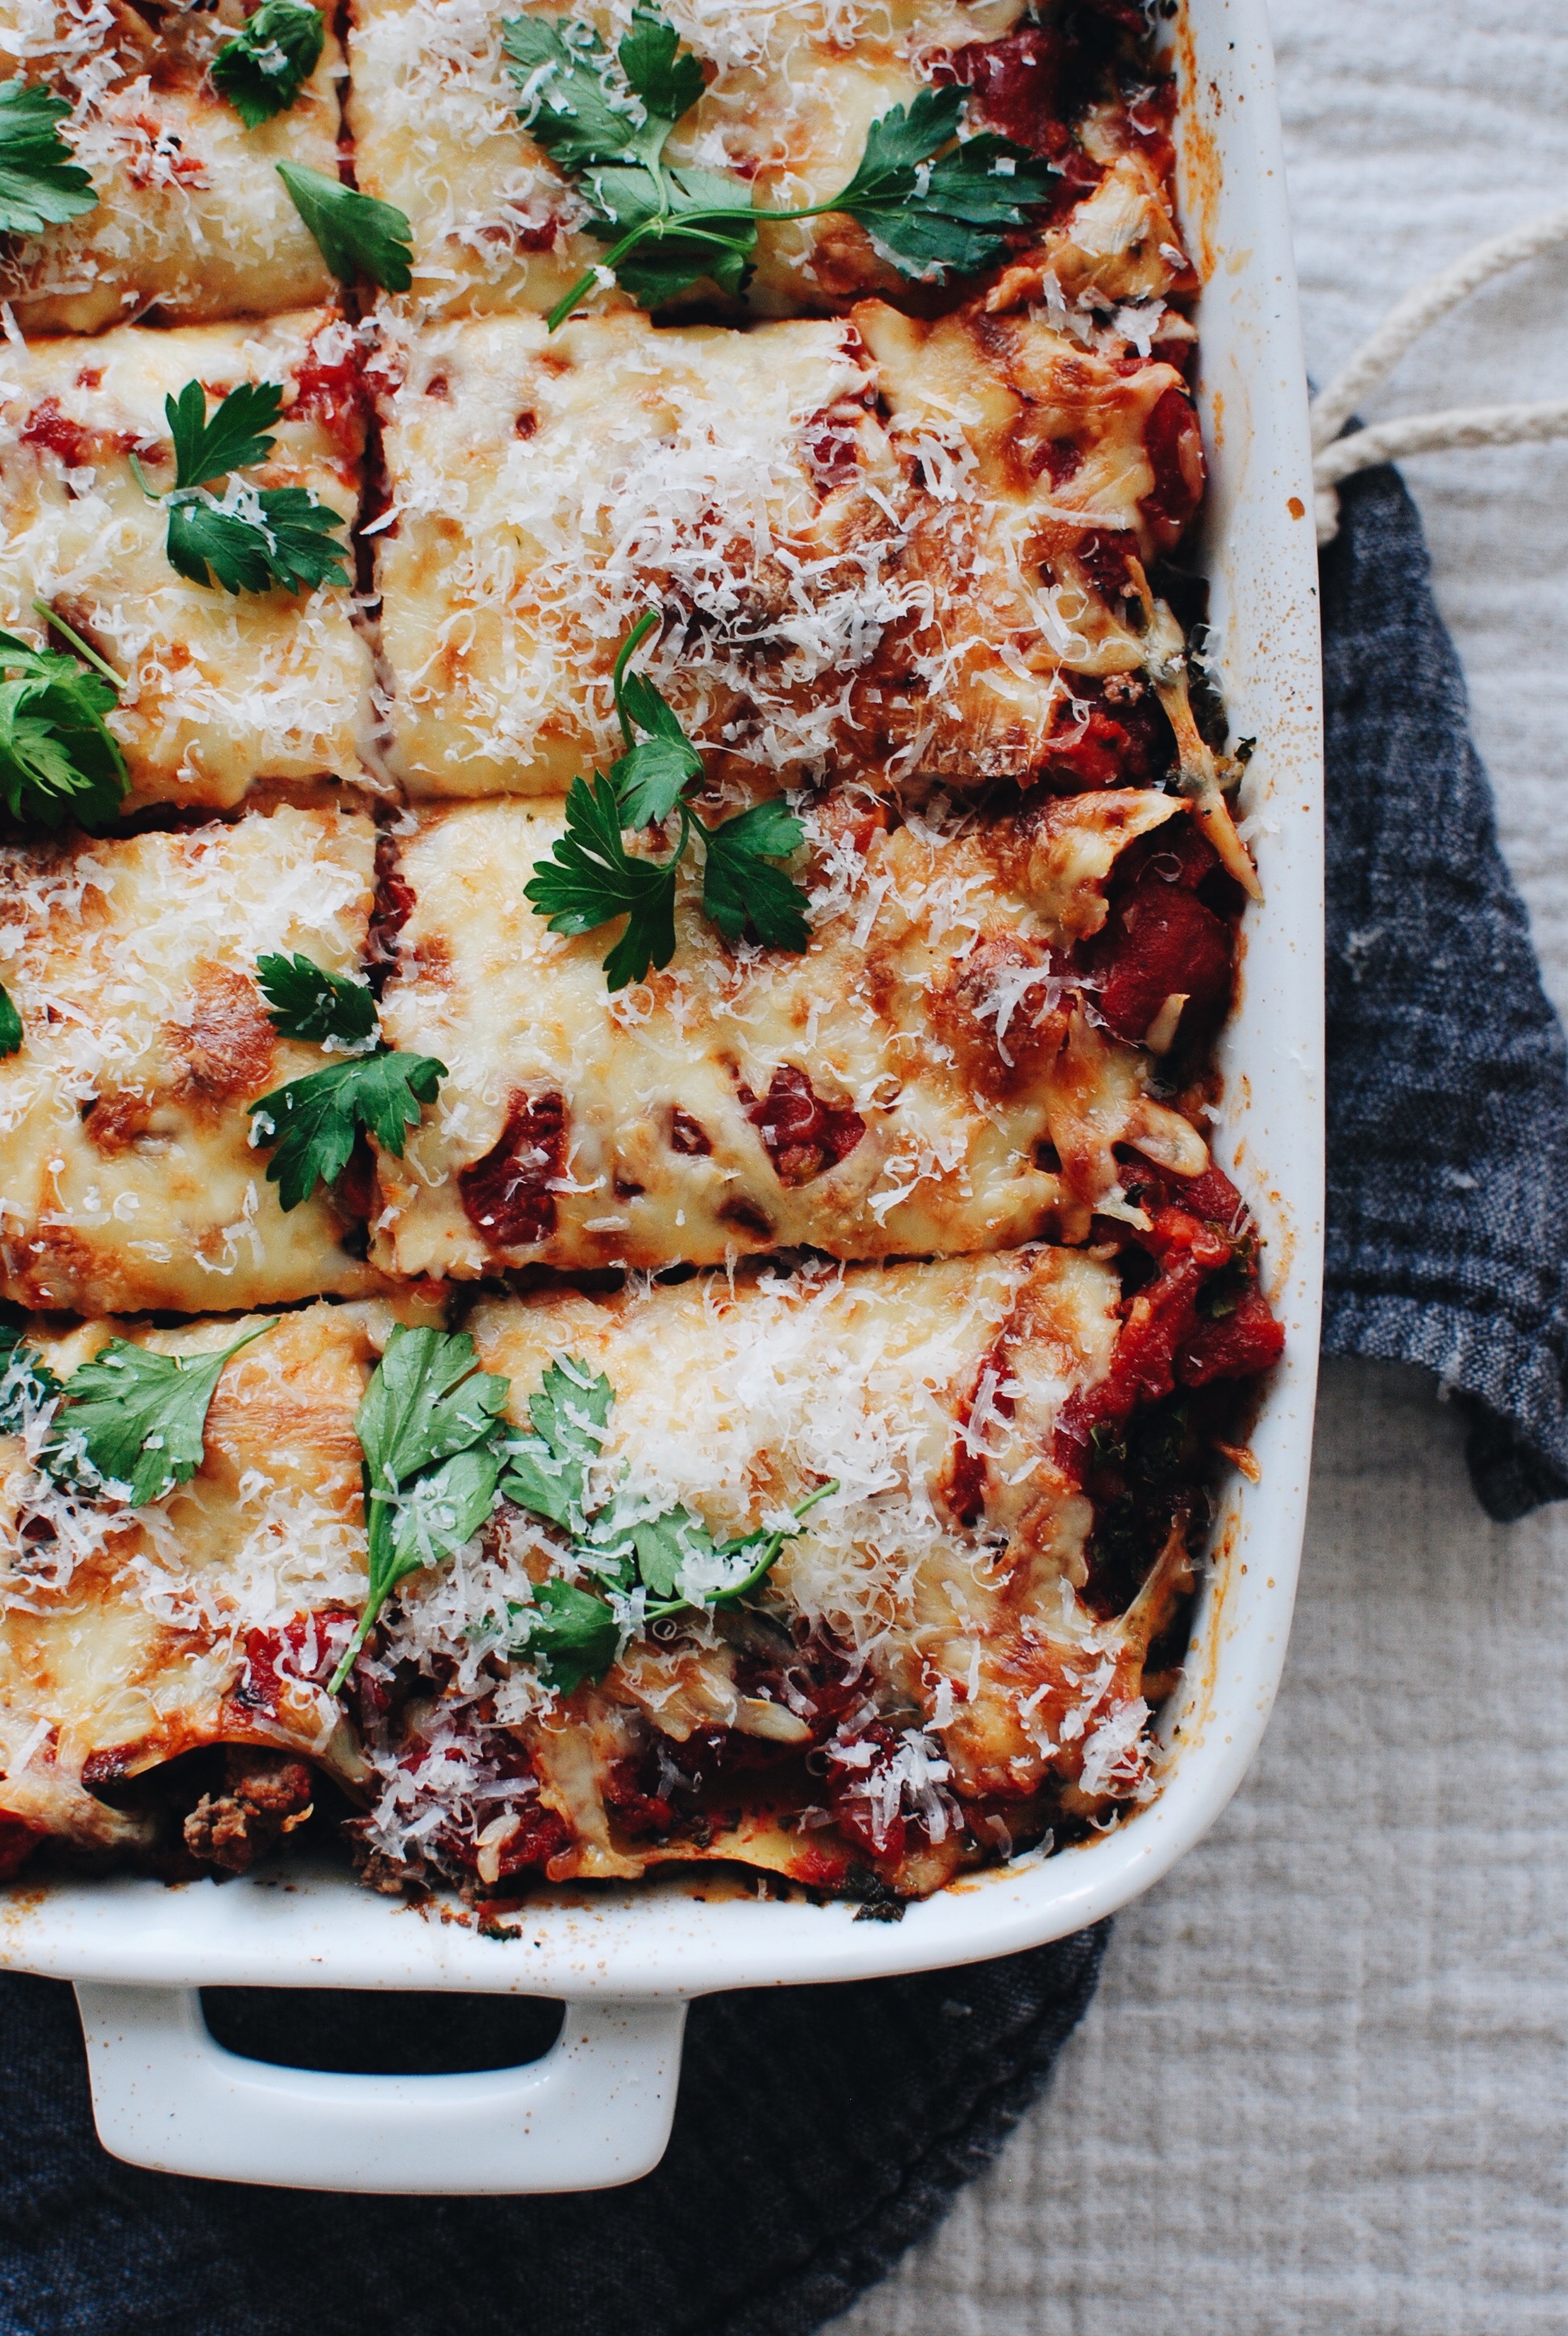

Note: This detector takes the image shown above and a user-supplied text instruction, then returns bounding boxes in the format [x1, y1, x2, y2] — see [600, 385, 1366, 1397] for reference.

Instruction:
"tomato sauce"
[740, 1066, 865, 1187]
[292, 341, 369, 462]
[459, 1091, 568, 1246]
[1141, 385, 1206, 549]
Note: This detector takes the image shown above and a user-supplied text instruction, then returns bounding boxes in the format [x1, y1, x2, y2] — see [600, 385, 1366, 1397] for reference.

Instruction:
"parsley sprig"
[329, 1326, 511, 1693]
[0, 80, 97, 238]
[524, 611, 811, 990]
[277, 161, 414, 293]
[0, 1317, 60, 1435]
[0, 602, 127, 829]
[131, 378, 350, 596]
[256, 949, 377, 1050]
[502, 5, 1057, 330]
[41, 1324, 271, 1507]
[248, 952, 445, 1212]
[211, 0, 325, 129]
[499, 1354, 838, 1693]
[0, 985, 19, 1057]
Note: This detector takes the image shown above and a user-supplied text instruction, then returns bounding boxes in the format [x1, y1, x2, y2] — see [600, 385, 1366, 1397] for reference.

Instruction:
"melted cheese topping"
[348, 0, 1026, 323]
[0, 308, 373, 810]
[0, 1255, 1166, 1883]
[0, 807, 388, 1312]
[371, 789, 1208, 1278]
[0, 1302, 386, 1856]
[444, 1251, 1148, 1887]
[373, 301, 1186, 792]
[0, 0, 341, 335]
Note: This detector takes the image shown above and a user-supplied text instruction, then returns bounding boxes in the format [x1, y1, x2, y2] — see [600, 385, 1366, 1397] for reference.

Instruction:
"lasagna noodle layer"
[0, 806, 388, 1314]
[346, 0, 1028, 323]
[0, 1302, 401, 1861]
[371, 299, 1200, 795]
[370, 790, 1211, 1278]
[0, 1255, 1179, 1896]
[347, 0, 1194, 328]
[0, 309, 373, 811]
[0, 0, 341, 335]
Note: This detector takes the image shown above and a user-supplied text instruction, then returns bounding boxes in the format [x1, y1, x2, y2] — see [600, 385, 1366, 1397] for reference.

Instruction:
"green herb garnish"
[131, 378, 350, 596]
[0, 80, 97, 238]
[0, 1319, 60, 1435]
[277, 161, 414, 293]
[500, 1353, 837, 1692]
[523, 610, 811, 990]
[0, 604, 127, 829]
[211, 0, 325, 129]
[248, 946, 444, 1210]
[502, 5, 1056, 329]
[329, 1326, 511, 1692]
[0, 984, 19, 1057]
[256, 949, 378, 1050]
[498, 1355, 614, 1531]
[247, 1048, 446, 1212]
[42, 1324, 271, 1506]
[512, 1577, 620, 1696]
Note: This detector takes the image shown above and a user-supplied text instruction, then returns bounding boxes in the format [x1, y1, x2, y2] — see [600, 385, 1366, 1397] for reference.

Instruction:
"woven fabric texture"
[1321, 463, 1568, 1517]
[0, 1932, 1107, 2336]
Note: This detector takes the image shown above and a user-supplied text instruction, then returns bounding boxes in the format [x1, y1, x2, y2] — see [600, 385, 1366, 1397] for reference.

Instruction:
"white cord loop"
[1310, 207, 1568, 544]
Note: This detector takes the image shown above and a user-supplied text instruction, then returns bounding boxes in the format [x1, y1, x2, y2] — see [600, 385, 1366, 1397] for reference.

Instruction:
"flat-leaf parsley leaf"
[0, 80, 97, 238]
[329, 1326, 511, 1692]
[133, 376, 350, 596]
[277, 161, 414, 292]
[497, 1354, 613, 1531]
[256, 950, 378, 1050]
[523, 610, 810, 988]
[0, 611, 127, 828]
[248, 1048, 446, 1212]
[0, 1317, 60, 1436]
[499, 1356, 838, 1692]
[42, 1324, 272, 1507]
[211, 0, 325, 129]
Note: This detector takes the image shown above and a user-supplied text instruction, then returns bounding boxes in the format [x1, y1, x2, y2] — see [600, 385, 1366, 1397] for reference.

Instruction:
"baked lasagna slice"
[371, 300, 1207, 799]
[370, 788, 1235, 1275]
[0, 308, 373, 811]
[345, 0, 1192, 325]
[0, 0, 341, 335]
[0, 1302, 399, 1871]
[0, 806, 390, 1314]
[0, 1234, 1281, 1896]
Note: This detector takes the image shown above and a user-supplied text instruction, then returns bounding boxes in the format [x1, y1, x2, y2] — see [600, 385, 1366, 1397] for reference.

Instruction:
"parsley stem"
[611, 604, 662, 745]
[327, 1485, 390, 1694]
[645, 1475, 842, 1621]
[545, 179, 883, 332]
[30, 599, 123, 691]
[127, 450, 164, 505]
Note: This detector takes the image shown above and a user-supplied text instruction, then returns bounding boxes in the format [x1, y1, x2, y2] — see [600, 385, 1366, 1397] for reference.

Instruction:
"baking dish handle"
[73, 1983, 688, 2194]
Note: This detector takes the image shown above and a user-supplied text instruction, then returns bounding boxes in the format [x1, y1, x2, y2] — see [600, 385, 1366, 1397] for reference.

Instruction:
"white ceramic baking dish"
[0, 0, 1322, 2195]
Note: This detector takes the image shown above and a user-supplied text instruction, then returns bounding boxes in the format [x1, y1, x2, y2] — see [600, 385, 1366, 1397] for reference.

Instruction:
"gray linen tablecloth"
[832, 2, 1568, 2328]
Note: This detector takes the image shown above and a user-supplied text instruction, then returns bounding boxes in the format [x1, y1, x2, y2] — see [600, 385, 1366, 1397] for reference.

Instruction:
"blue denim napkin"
[1321, 463, 1568, 1520]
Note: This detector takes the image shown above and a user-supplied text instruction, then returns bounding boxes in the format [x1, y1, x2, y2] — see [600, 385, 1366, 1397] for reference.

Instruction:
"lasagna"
[346, 0, 1191, 326]
[370, 787, 1228, 1278]
[0, 805, 386, 1313]
[0, 307, 373, 810]
[373, 298, 1207, 796]
[0, 1230, 1275, 1894]
[0, 0, 342, 335]
[0, 0, 1286, 1913]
